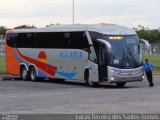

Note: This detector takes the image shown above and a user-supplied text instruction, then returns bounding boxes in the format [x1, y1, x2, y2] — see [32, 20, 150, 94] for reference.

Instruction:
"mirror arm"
[97, 39, 112, 53]
[140, 38, 151, 54]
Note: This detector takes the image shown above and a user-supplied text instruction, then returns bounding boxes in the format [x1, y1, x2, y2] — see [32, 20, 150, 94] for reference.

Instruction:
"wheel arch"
[28, 64, 38, 77]
[84, 67, 89, 80]
[20, 63, 28, 74]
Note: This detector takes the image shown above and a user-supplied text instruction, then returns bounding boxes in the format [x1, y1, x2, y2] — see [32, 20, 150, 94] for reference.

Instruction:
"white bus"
[5, 24, 149, 87]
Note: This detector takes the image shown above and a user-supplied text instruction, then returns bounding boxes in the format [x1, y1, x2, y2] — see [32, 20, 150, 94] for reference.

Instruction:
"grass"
[144, 55, 160, 70]
[0, 55, 6, 74]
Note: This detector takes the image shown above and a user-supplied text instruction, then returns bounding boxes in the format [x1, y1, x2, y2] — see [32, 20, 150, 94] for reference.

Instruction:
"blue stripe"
[54, 70, 77, 78]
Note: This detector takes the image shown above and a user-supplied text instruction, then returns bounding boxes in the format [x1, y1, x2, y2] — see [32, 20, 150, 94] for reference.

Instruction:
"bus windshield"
[104, 35, 141, 68]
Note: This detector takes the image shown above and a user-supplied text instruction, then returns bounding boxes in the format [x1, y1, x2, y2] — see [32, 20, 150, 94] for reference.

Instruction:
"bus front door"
[98, 45, 108, 81]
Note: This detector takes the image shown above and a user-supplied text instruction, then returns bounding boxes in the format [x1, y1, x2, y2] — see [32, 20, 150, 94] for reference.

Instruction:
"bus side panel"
[40, 49, 86, 80]
[5, 45, 20, 75]
[65, 49, 88, 80]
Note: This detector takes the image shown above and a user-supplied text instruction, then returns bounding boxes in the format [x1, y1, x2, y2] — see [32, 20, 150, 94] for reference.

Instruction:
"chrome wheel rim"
[31, 69, 36, 80]
[22, 69, 27, 80]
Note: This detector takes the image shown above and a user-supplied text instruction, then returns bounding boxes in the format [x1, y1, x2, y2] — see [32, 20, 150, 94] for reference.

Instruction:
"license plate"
[127, 77, 132, 80]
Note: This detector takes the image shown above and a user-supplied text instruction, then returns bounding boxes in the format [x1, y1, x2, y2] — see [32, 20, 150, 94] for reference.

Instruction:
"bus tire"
[85, 70, 99, 87]
[116, 82, 126, 87]
[20, 66, 28, 81]
[29, 67, 38, 81]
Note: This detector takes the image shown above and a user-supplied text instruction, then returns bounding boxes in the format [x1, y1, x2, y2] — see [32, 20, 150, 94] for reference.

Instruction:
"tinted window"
[17, 33, 35, 48]
[89, 31, 103, 42]
[39, 32, 60, 48]
[59, 32, 70, 48]
[6, 33, 18, 47]
[7, 31, 89, 49]
[36, 32, 52, 48]
[36, 32, 71, 49]
[89, 32, 103, 57]
[70, 32, 89, 50]
[89, 46, 97, 63]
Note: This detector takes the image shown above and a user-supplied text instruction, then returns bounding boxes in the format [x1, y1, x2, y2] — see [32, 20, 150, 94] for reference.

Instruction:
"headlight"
[142, 75, 145, 79]
[111, 77, 115, 80]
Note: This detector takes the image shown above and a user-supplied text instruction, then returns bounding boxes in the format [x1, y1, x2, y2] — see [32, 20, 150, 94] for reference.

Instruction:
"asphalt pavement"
[0, 75, 159, 114]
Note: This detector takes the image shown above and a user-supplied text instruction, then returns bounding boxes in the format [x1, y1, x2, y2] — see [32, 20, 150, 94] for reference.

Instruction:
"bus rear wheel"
[116, 82, 126, 87]
[29, 67, 38, 81]
[20, 66, 28, 80]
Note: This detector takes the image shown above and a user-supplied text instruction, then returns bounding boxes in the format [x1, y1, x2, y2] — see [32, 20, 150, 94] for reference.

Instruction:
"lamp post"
[73, 0, 74, 24]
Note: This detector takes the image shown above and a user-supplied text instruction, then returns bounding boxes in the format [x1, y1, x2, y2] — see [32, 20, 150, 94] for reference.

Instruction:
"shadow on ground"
[6, 77, 142, 89]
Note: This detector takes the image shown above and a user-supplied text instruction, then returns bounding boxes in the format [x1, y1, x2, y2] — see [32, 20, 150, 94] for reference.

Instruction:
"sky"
[0, 0, 160, 29]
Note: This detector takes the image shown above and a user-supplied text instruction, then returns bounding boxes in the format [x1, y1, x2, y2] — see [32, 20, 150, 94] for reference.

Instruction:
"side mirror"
[97, 39, 112, 53]
[140, 39, 151, 54]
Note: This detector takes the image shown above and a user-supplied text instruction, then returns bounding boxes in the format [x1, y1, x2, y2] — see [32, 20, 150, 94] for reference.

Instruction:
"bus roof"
[11, 24, 136, 35]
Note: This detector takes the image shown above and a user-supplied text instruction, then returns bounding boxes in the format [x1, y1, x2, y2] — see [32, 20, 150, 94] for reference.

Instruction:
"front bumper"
[108, 66, 144, 83]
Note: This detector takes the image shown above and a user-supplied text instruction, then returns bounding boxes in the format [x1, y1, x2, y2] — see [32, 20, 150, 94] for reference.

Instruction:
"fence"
[141, 43, 160, 55]
[0, 38, 5, 56]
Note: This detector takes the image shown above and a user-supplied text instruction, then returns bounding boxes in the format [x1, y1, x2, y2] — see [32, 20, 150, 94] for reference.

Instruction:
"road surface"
[0, 75, 159, 114]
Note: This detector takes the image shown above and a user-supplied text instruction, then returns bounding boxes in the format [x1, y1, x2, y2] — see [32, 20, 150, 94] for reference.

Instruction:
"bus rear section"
[5, 30, 20, 76]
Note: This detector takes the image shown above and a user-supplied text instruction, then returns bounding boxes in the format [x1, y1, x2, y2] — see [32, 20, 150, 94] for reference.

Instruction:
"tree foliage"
[0, 25, 36, 37]
[0, 26, 7, 37]
[135, 26, 160, 43]
[14, 25, 36, 29]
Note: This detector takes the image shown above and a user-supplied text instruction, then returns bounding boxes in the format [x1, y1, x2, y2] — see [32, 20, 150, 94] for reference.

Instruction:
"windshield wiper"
[120, 47, 129, 68]
[127, 47, 137, 67]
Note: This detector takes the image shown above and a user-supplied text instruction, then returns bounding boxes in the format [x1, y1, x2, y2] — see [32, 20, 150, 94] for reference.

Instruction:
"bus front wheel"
[85, 70, 99, 87]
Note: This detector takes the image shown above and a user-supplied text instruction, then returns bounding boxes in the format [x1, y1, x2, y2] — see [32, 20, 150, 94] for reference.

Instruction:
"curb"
[153, 72, 160, 75]
[2, 77, 14, 81]
[153, 74, 160, 75]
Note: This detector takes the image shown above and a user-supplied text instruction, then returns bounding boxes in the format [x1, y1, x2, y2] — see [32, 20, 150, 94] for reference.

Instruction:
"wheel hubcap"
[31, 70, 36, 80]
[22, 70, 27, 79]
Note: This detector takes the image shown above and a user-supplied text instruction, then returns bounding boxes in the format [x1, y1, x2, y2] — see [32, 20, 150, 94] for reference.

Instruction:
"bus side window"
[70, 32, 89, 50]
[6, 34, 12, 47]
[6, 33, 18, 48]
[63, 32, 70, 48]
[89, 46, 97, 63]
[82, 32, 89, 50]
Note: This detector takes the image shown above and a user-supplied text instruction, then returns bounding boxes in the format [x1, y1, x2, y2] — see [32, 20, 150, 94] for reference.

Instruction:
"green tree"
[135, 26, 160, 43]
[14, 25, 36, 29]
[0, 26, 7, 37]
